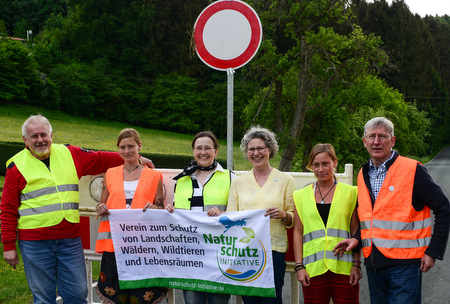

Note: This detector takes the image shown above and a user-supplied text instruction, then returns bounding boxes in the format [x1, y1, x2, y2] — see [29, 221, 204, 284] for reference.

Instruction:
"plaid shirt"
[368, 150, 396, 200]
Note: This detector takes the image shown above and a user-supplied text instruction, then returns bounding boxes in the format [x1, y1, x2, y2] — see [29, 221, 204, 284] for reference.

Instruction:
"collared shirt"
[227, 168, 296, 252]
[368, 150, 396, 200]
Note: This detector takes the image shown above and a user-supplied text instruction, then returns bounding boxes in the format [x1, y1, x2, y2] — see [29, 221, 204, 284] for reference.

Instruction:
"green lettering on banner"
[203, 234, 237, 245]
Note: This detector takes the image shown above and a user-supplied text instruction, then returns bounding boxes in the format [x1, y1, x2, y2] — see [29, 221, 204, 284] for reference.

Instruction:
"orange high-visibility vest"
[358, 156, 431, 259]
[95, 166, 162, 253]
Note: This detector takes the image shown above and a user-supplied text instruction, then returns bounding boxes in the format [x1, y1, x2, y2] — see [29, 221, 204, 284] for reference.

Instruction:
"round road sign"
[193, 0, 262, 71]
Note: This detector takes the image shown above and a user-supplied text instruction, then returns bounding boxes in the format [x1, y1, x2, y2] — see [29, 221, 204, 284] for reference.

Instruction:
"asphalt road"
[421, 146, 450, 303]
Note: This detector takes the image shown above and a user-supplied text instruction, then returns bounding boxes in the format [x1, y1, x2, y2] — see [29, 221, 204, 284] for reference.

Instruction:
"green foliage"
[0, 19, 6, 35]
[49, 62, 95, 116]
[0, 142, 24, 176]
[353, 0, 448, 151]
[244, 0, 391, 170]
[1, 0, 447, 169]
[145, 73, 202, 133]
[0, 0, 67, 37]
[0, 39, 30, 101]
[0, 38, 58, 107]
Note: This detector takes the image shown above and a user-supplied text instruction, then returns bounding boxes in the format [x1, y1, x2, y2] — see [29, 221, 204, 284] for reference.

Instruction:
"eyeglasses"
[365, 133, 390, 141]
[194, 146, 215, 152]
[247, 146, 267, 153]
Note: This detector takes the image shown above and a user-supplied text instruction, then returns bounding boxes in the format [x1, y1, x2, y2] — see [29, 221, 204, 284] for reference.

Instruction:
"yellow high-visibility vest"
[294, 182, 357, 277]
[9, 144, 79, 229]
[174, 170, 231, 211]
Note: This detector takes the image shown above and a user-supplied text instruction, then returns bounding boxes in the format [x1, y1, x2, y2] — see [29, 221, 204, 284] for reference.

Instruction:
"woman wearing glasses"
[166, 131, 234, 304]
[227, 126, 296, 304]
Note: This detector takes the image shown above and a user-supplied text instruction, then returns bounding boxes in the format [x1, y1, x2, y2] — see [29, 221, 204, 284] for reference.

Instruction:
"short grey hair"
[364, 117, 394, 137]
[240, 126, 279, 159]
[22, 114, 53, 137]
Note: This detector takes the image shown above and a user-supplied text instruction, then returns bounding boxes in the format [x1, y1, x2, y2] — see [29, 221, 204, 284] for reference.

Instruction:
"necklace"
[316, 180, 337, 204]
[124, 164, 139, 173]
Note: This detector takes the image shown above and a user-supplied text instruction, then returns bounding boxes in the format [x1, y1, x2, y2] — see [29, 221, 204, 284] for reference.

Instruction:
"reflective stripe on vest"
[293, 182, 357, 277]
[174, 169, 231, 211]
[21, 184, 78, 201]
[10, 145, 79, 229]
[96, 216, 111, 240]
[357, 156, 431, 259]
[304, 250, 354, 265]
[303, 228, 351, 244]
[95, 166, 162, 253]
[19, 202, 79, 216]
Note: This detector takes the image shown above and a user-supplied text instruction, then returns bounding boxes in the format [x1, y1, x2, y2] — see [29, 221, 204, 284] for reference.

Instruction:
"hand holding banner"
[109, 209, 275, 297]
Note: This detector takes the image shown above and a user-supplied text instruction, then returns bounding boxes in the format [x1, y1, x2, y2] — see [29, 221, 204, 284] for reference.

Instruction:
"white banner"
[109, 209, 275, 297]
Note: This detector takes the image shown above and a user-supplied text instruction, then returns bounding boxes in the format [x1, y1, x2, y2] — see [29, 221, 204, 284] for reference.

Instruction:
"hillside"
[0, 104, 277, 171]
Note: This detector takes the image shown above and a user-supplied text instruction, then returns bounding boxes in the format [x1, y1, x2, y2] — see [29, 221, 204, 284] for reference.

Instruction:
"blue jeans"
[183, 290, 230, 304]
[19, 237, 88, 304]
[242, 251, 286, 304]
[366, 264, 422, 304]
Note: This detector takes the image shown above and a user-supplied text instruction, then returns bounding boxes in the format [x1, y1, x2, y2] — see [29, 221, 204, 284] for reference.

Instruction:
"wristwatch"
[281, 213, 287, 222]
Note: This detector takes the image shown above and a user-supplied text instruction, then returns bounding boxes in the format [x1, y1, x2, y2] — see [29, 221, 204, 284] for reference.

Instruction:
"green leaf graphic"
[242, 227, 255, 239]
[239, 236, 251, 243]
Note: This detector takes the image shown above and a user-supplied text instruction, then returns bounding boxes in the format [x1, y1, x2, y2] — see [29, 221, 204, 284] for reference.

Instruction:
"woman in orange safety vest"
[95, 128, 167, 304]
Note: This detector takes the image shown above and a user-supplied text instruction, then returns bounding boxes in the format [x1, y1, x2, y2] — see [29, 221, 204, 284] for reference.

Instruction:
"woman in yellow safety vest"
[293, 144, 361, 304]
[95, 128, 167, 304]
[166, 131, 233, 304]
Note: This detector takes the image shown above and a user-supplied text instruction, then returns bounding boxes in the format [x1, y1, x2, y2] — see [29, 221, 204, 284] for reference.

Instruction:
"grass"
[0, 241, 101, 303]
[0, 104, 281, 171]
[0, 243, 33, 304]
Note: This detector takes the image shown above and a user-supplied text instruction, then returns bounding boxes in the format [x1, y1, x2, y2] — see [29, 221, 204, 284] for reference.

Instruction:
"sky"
[370, 0, 450, 17]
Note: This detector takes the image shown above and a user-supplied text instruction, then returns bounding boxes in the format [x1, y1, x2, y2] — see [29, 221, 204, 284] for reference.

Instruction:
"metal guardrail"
[84, 250, 103, 304]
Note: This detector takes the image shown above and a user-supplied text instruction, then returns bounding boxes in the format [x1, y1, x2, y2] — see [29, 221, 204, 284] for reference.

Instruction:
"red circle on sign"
[194, 0, 262, 71]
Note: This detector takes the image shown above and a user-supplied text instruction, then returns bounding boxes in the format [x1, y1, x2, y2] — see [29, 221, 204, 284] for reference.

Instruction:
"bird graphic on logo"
[219, 216, 250, 233]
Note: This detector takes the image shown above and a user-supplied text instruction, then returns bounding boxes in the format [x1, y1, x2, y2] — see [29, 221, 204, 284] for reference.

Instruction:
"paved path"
[421, 146, 450, 303]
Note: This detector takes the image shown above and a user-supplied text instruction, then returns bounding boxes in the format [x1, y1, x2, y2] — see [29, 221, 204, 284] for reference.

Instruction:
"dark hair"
[306, 143, 338, 171]
[191, 131, 219, 149]
[117, 128, 141, 147]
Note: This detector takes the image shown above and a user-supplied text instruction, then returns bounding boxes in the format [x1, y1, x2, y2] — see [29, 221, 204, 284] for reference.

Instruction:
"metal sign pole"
[227, 68, 235, 170]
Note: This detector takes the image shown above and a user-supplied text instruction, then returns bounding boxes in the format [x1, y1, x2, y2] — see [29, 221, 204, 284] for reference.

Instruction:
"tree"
[0, 0, 67, 37]
[0, 38, 59, 107]
[245, 0, 388, 171]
